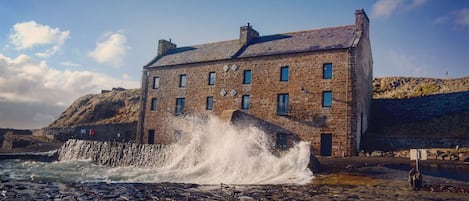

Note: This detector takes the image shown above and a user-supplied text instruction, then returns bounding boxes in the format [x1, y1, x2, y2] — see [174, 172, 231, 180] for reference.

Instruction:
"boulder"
[1, 132, 34, 150]
[370, 150, 384, 157]
[459, 152, 469, 162]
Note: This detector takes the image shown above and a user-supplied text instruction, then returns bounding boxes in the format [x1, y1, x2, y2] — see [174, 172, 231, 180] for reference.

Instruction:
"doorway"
[320, 133, 332, 156]
[148, 129, 155, 144]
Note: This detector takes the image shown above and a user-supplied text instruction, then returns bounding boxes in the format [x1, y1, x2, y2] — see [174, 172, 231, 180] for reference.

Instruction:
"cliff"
[47, 88, 141, 128]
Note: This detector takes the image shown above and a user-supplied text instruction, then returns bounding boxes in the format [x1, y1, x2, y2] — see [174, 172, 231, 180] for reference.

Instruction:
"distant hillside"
[47, 88, 141, 128]
[373, 77, 469, 99]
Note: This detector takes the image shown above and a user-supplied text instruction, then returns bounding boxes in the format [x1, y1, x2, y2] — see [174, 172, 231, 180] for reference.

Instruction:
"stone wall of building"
[33, 122, 137, 142]
[141, 49, 359, 156]
[350, 9, 373, 154]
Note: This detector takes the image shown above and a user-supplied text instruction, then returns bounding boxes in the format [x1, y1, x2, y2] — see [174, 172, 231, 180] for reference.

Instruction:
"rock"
[437, 152, 449, 160]
[48, 89, 141, 128]
[383, 151, 394, 157]
[370, 151, 384, 157]
[459, 152, 469, 162]
[1, 132, 34, 150]
[450, 154, 459, 161]
[358, 150, 367, 157]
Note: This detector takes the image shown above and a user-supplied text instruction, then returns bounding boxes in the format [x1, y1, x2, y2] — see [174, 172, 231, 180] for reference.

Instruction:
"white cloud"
[88, 32, 128, 67]
[454, 8, 469, 26]
[405, 0, 427, 10]
[381, 49, 425, 76]
[372, 0, 403, 18]
[0, 54, 139, 128]
[9, 21, 70, 57]
[433, 16, 450, 25]
[371, 0, 427, 18]
[60, 61, 82, 67]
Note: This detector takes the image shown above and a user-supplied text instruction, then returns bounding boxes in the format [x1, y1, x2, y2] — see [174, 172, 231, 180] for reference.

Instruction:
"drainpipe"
[345, 47, 353, 157]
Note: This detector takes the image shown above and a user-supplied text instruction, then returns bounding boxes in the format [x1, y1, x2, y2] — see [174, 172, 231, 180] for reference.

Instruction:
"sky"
[1, 0, 469, 129]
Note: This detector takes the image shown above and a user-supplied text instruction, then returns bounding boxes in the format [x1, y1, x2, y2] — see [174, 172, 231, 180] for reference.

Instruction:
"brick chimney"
[239, 23, 259, 45]
[355, 9, 369, 34]
[157, 39, 176, 56]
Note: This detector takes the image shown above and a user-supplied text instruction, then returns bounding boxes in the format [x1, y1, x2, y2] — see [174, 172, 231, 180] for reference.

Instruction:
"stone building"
[137, 9, 372, 157]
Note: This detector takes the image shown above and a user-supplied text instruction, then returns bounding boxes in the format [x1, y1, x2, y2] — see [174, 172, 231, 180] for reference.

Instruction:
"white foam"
[136, 116, 314, 184]
[1, 116, 314, 184]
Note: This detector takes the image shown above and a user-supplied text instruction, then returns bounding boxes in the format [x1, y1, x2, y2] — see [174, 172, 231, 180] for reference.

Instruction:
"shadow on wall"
[370, 91, 469, 128]
[362, 91, 469, 151]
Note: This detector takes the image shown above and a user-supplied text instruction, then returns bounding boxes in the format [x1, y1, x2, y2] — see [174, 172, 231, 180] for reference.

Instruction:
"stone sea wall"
[364, 91, 469, 151]
[370, 91, 469, 127]
[34, 122, 137, 142]
[58, 139, 170, 167]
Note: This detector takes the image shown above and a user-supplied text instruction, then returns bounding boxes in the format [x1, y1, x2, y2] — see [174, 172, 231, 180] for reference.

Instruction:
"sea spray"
[53, 115, 314, 184]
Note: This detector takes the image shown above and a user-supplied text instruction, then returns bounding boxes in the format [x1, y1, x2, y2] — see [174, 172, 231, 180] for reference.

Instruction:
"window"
[323, 91, 332, 107]
[243, 70, 251, 84]
[175, 98, 185, 115]
[280, 66, 289, 81]
[277, 94, 289, 115]
[208, 72, 216, 85]
[148, 130, 155, 144]
[153, 77, 160, 89]
[179, 74, 187, 88]
[276, 133, 288, 149]
[206, 96, 214, 110]
[150, 98, 157, 111]
[323, 63, 332, 79]
[241, 95, 250, 110]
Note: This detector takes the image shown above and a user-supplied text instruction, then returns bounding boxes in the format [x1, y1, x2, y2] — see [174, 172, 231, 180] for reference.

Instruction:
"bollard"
[408, 168, 422, 190]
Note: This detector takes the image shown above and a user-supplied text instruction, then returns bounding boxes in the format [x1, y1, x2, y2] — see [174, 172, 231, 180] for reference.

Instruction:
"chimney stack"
[239, 23, 259, 45]
[355, 9, 369, 33]
[157, 39, 176, 56]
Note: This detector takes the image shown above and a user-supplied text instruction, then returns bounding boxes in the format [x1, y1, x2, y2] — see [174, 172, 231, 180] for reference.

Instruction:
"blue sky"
[1, 0, 469, 128]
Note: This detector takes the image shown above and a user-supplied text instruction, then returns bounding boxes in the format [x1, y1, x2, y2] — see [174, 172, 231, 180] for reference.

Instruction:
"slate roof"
[147, 25, 358, 67]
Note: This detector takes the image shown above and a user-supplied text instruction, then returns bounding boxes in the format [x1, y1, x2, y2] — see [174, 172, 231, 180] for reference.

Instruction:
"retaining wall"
[33, 122, 137, 142]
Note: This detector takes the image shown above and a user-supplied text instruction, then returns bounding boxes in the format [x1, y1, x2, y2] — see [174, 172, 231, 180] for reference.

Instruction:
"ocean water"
[0, 116, 313, 185]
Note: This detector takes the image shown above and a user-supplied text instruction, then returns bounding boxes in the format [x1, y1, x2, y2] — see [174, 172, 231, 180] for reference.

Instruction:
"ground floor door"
[148, 130, 155, 144]
[320, 133, 332, 156]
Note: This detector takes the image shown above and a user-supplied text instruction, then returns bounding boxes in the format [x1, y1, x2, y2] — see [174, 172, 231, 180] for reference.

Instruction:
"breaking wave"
[3, 116, 314, 184]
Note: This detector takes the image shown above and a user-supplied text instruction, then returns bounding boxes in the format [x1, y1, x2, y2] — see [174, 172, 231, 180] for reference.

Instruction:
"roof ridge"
[282, 24, 355, 35]
[170, 24, 356, 50]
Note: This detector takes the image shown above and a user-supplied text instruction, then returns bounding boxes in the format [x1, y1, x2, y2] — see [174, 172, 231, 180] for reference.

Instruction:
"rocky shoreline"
[1, 157, 468, 200]
[1, 176, 468, 200]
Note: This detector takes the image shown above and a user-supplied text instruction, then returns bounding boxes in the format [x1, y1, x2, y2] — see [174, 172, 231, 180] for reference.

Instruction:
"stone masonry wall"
[34, 122, 137, 142]
[141, 50, 358, 157]
[370, 91, 469, 127]
[363, 91, 469, 151]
